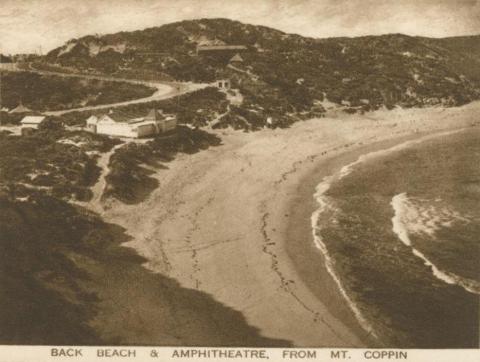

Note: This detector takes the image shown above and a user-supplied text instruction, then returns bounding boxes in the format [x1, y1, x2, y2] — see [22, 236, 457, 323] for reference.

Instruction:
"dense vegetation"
[57, 87, 229, 127]
[0, 71, 155, 112]
[0, 111, 24, 125]
[0, 127, 116, 344]
[0, 194, 110, 344]
[0, 88, 225, 205]
[42, 18, 480, 129]
[0, 124, 119, 201]
[0, 54, 12, 63]
[105, 126, 221, 204]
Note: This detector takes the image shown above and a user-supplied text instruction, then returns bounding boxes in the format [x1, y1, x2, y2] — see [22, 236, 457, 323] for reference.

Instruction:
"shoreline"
[282, 127, 477, 347]
[307, 127, 480, 347]
[96, 102, 480, 346]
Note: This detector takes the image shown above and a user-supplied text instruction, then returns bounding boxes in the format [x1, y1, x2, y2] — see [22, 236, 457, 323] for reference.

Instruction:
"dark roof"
[103, 108, 165, 123]
[104, 109, 144, 123]
[9, 104, 32, 114]
[144, 109, 164, 122]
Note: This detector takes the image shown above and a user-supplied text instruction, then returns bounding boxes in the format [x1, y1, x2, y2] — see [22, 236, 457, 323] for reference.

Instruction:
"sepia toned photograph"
[0, 0, 479, 353]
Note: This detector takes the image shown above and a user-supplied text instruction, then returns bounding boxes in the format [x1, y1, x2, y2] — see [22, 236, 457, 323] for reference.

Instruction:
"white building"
[85, 115, 99, 132]
[86, 109, 177, 138]
[20, 116, 46, 130]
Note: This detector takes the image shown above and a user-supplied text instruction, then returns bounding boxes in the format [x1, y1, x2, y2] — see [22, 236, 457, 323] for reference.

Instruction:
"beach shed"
[216, 79, 231, 89]
[20, 116, 46, 133]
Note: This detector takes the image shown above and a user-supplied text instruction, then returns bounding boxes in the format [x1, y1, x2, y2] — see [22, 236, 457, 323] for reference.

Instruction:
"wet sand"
[95, 102, 480, 346]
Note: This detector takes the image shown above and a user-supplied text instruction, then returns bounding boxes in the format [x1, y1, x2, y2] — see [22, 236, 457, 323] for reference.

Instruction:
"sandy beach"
[96, 102, 480, 347]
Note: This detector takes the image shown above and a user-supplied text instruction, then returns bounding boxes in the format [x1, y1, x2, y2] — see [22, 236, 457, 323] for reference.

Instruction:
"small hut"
[20, 116, 46, 135]
[216, 79, 231, 90]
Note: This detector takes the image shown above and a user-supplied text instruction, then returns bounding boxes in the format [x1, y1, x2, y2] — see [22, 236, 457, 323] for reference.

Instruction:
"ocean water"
[312, 128, 480, 348]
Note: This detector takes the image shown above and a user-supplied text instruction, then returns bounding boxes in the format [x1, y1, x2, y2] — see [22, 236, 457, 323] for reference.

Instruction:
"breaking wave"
[311, 127, 478, 343]
[391, 193, 480, 295]
[311, 174, 379, 339]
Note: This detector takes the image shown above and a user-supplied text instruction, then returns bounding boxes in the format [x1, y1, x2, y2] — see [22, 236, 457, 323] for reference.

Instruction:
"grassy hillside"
[0, 125, 119, 201]
[0, 71, 155, 112]
[41, 18, 480, 130]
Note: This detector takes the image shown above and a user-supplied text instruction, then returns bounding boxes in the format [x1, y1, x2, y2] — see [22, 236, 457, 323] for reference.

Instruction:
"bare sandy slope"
[101, 102, 480, 347]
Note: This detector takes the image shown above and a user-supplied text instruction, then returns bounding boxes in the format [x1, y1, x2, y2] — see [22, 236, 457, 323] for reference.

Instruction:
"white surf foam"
[391, 193, 480, 295]
[311, 175, 379, 339]
[392, 195, 470, 237]
[311, 128, 475, 340]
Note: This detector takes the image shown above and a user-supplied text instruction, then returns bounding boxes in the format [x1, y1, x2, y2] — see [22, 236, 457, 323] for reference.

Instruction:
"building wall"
[86, 124, 97, 133]
[85, 116, 98, 133]
[216, 80, 230, 89]
[97, 123, 137, 138]
[136, 123, 157, 138]
[89, 115, 177, 138]
[161, 119, 177, 133]
[21, 127, 36, 136]
[86, 116, 98, 125]
[20, 124, 40, 130]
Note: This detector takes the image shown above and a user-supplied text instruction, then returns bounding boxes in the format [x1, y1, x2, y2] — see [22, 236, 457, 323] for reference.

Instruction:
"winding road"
[5, 63, 209, 116]
[44, 81, 208, 116]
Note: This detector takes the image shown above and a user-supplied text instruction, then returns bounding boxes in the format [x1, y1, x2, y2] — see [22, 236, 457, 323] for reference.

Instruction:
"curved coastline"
[282, 134, 431, 347]
[283, 126, 478, 347]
